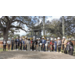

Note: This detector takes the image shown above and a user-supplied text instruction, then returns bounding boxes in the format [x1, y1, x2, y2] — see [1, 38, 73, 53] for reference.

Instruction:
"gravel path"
[0, 50, 75, 59]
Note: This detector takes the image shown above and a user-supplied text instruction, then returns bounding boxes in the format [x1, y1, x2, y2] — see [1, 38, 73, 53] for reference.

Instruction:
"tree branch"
[10, 25, 27, 32]
[11, 20, 28, 25]
[5, 16, 9, 22]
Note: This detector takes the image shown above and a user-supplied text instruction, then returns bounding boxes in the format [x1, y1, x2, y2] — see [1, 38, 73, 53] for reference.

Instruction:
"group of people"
[3, 36, 74, 55]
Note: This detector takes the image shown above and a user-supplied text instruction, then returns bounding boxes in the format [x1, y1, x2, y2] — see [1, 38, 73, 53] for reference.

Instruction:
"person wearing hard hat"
[46, 38, 50, 51]
[50, 38, 54, 51]
[57, 37, 62, 52]
[15, 37, 19, 50]
[11, 37, 15, 50]
[3, 39, 6, 51]
[32, 38, 35, 51]
[35, 38, 38, 51]
[67, 38, 74, 55]
[23, 38, 25, 50]
[19, 38, 22, 50]
[25, 37, 27, 50]
[54, 38, 57, 52]
[62, 36, 66, 51]
[63, 37, 68, 54]
[36, 38, 40, 51]
[7, 38, 11, 51]
[27, 38, 30, 51]
[41, 37, 46, 51]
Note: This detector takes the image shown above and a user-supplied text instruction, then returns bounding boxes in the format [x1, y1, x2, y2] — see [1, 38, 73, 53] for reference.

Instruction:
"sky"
[15, 16, 61, 36]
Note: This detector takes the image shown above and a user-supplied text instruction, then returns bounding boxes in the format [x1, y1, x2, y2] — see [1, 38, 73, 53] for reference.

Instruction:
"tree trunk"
[3, 28, 8, 42]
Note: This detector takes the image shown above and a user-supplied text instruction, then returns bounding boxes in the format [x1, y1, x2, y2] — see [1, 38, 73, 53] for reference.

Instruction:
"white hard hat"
[39, 38, 40, 39]
[54, 38, 57, 40]
[42, 37, 44, 38]
[47, 38, 49, 40]
[51, 38, 53, 40]
[69, 38, 71, 40]
[12, 37, 13, 38]
[58, 37, 60, 39]
[63, 36, 65, 39]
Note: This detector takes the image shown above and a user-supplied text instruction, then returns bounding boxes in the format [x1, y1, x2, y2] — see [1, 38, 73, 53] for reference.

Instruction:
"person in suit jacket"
[11, 37, 15, 50]
[41, 37, 46, 51]
[15, 37, 19, 50]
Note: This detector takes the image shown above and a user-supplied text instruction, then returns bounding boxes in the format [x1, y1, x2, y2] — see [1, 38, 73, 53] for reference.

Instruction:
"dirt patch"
[0, 50, 75, 59]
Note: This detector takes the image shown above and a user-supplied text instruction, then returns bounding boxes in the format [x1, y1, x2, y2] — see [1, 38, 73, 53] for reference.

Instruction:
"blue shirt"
[23, 41, 25, 44]
[42, 40, 46, 44]
[54, 41, 57, 48]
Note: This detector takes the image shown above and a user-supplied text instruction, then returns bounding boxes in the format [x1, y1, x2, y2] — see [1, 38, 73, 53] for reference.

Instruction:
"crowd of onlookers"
[3, 36, 74, 55]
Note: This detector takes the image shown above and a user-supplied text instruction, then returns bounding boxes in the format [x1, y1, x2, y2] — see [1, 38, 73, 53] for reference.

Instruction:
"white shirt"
[3, 41, 6, 45]
[7, 41, 11, 44]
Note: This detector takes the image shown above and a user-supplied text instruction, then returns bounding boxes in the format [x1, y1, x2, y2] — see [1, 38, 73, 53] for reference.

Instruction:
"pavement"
[0, 50, 75, 59]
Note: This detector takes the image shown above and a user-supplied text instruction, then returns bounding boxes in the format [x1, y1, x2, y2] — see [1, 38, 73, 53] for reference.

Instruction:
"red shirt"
[50, 41, 54, 45]
[50, 41, 54, 50]
[31, 41, 32, 43]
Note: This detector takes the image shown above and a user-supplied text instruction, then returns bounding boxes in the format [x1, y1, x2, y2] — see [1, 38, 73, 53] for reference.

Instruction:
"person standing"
[67, 38, 74, 55]
[32, 39, 35, 51]
[7, 38, 11, 51]
[19, 38, 22, 50]
[63, 38, 68, 54]
[25, 37, 27, 50]
[23, 38, 25, 50]
[27, 38, 30, 51]
[36, 38, 38, 51]
[3, 39, 6, 51]
[41, 37, 46, 51]
[50, 38, 54, 51]
[37, 38, 40, 51]
[30, 39, 33, 51]
[54, 38, 57, 52]
[46, 38, 50, 51]
[62, 36, 66, 51]
[15, 37, 19, 50]
[11, 37, 14, 50]
[57, 37, 62, 53]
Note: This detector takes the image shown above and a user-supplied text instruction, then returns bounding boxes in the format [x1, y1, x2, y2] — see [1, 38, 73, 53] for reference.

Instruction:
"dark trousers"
[68, 49, 73, 55]
[8, 44, 10, 50]
[3, 45, 6, 51]
[55, 48, 57, 52]
[20, 46, 22, 50]
[25, 45, 27, 50]
[16, 44, 18, 49]
[42, 44, 45, 51]
[64, 48, 67, 54]
[58, 46, 61, 52]
[11, 44, 14, 50]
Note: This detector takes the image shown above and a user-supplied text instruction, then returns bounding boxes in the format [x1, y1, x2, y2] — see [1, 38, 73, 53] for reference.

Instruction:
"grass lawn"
[0, 48, 8, 52]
